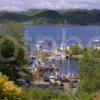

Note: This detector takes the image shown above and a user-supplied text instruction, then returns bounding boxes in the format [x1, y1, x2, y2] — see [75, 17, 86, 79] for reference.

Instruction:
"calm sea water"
[25, 25, 100, 48]
[25, 25, 100, 74]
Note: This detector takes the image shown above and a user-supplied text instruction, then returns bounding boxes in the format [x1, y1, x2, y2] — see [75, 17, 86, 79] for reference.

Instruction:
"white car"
[49, 76, 61, 85]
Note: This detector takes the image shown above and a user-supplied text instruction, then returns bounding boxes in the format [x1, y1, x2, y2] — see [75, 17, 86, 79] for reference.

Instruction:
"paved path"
[31, 81, 50, 88]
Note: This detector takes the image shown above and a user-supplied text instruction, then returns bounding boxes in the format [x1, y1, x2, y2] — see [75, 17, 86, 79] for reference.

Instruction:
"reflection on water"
[57, 59, 78, 74]
[43, 59, 78, 75]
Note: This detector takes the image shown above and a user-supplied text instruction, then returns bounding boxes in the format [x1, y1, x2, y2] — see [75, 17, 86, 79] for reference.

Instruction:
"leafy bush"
[78, 92, 96, 100]
[24, 87, 73, 100]
[0, 73, 23, 100]
[69, 43, 82, 55]
[0, 35, 27, 81]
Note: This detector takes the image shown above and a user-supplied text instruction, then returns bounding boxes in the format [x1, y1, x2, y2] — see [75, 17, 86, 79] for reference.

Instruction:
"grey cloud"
[0, 0, 100, 11]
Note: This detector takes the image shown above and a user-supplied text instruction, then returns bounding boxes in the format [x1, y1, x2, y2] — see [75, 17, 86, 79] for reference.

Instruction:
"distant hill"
[33, 10, 61, 19]
[0, 9, 100, 25]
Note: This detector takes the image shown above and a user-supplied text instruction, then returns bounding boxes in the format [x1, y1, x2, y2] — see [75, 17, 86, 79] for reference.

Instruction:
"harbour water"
[25, 25, 100, 74]
[25, 25, 100, 48]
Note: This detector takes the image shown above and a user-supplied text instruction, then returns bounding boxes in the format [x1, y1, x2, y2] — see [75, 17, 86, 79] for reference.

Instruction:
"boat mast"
[62, 28, 70, 75]
[67, 56, 70, 75]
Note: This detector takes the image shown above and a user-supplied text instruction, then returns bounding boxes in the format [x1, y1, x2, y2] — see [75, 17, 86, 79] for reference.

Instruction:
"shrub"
[24, 87, 73, 100]
[0, 73, 23, 100]
[78, 92, 96, 100]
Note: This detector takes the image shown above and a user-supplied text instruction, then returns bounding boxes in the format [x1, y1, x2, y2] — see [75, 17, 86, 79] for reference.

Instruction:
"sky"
[0, 0, 100, 12]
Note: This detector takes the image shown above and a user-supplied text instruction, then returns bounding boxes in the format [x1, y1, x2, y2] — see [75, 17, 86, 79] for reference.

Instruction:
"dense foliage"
[0, 73, 23, 100]
[89, 48, 100, 58]
[0, 36, 27, 81]
[78, 92, 96, 100]
[69, 44, 82, 55]
[24, 87, 73, 100]
[36, 50, 51, 60]
[78, 49, 100, 93]
[0, 9, 100, 25]
[0, 22, 27, 81]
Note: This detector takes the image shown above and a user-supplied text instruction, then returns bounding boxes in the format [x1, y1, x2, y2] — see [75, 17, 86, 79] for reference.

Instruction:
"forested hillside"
[0, 9, 100, 25]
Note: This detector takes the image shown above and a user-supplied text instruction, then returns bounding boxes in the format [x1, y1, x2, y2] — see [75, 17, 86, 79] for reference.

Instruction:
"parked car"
[70, 78, 78, 83]
[43, 76, 50, 82]
[16, 77, 31, 88]
[50, 76, 61, 85]
[59, 76, 69, 83]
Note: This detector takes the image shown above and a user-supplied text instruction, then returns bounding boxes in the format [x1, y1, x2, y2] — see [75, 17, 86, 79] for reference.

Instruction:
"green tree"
[92, 64, 100, 91]
[0, 35, 27, 81]
[36, 50, 51, 60]
[89, 48, 100, 58]
[78, 59, 94, 92]
[69, 43, 82, 55]
[3, 21, 25, 45]
[0, 22, 27, 81]
[78, 49, 100, 93]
